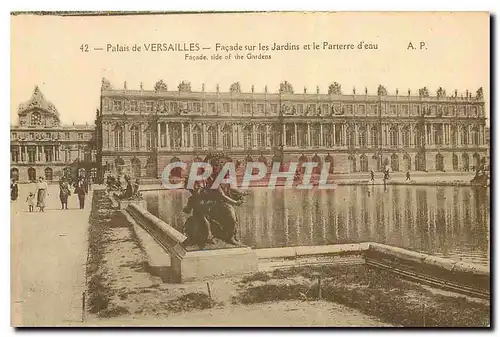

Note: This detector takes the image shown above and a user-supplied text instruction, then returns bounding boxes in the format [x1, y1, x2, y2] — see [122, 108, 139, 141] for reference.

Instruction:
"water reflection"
[143, 185, 490, 266]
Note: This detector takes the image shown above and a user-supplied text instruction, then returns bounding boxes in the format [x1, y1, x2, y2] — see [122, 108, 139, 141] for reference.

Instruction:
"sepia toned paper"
[11, 11, 490, 327]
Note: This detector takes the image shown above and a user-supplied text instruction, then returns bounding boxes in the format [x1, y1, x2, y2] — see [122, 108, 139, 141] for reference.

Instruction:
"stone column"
[282, 123, 286, 147]
[157, 122, 161, 148]
[166, 122, 170, 149]
[319, 124, 324, 147]
[307, 123, 311, 147]
[202, 124, 207, 148]
[294, 123, 298, 147]
[252, 124, 257, 148]
[332, 124, 336, 147]
[52, 145, 55, 162]
[218, 124, 222, 148]
[266, 124, 271, 147]
[189, 123, 194, 149]
[181, 123, 185, 148]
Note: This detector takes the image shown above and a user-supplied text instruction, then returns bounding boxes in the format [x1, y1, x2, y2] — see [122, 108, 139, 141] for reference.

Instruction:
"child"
[26, 192, 35, 212]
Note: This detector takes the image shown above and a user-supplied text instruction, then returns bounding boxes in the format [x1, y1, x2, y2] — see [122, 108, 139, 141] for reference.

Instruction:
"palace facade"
[96, 79, 488, 180]
[10, 87, 98, 182]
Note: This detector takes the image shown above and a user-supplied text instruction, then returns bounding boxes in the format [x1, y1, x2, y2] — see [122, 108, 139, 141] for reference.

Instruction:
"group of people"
[10, 175, 90, 212]
[105, 174, 141, 200]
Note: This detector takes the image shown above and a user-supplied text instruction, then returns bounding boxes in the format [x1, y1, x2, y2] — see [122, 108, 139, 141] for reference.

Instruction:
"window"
[145, 128, 153, 150]
[113, 100, 122, 111]
[370, 104, 378, 115]
[244, 103, 251, 114]
[296, 104, 303, 115]
[146, 102, 153, 112]
[12, 132, 17, 139]
[358, 104, 366, 114]
[322, 104, 328, 114]
[271, 104, 278, 114]
[130, 100, 138, 111]
[390, 105, 397, 114]
[45, 132, 50, 139]
[414, 105, 420, 115]
[29, 133, 34, 140]
[401, 105, 409, 115]
[130, 125, 140, 149]
[78, 133, 83, 140]
[307, 104, 316, 115]
[345, 105, 353, 115]
[193, 102, 201, 112]
[208, 103, 216, 113]
[257, 104, 264, 113]
[389, 127, 398, 147]
[223, 103, 230, 113]
[114, 125, 124, 149]
[65, 132, 70, 140]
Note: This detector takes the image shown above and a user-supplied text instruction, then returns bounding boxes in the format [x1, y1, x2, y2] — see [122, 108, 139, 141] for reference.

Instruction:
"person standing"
[406, 171, 411, 181]
[59, 178, 71, 210]
[10, 178, 18, 201]
[35, 176, 49, 212]
[370, 170, 375, 182]
[74, 176, 87, 209]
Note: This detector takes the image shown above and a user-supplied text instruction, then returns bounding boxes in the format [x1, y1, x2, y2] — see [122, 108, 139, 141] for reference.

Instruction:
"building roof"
[18, 86, 60, 120]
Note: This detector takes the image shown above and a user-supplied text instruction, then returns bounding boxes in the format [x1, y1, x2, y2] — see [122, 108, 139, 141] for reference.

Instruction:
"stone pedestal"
[171, 247, 258, 283]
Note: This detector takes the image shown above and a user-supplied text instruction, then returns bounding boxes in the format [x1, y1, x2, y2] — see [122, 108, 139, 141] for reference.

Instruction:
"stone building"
[95, 79, 488, 180]
[10, 86, 98, 183]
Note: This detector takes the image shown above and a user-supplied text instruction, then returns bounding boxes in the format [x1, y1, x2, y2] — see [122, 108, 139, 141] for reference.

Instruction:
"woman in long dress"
[59, 178, 71, 210]
[36, 176, 49, 212]
[10, 178, 18, 201]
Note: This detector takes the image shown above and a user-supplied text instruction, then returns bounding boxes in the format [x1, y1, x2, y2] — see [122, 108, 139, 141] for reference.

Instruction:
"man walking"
[74, 176, 87, 209]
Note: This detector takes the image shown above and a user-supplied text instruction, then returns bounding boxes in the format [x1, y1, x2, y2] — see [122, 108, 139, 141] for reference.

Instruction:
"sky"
[11, 12, 489, 126]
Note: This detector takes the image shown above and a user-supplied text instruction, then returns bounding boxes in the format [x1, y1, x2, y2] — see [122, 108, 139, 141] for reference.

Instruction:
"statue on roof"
[230, 82, 241, 93]
[178, 81, 191, 92]
[101, 77, 112, 91]
[279, 81, 294, 94]
[419, 87, 430, 97]
[436, 87, 446, 98]
[154, 79, 168, 92]
[476, 87, 484, 100]
[328, 82, 342, 95]
[377, 85, 388, 96]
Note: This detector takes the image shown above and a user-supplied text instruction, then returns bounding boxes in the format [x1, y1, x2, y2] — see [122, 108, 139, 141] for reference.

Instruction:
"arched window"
[311, 124, 320, 147]
[389, 127, 398, 147]
[322, 124, 333, 147]
[28, 167, 36, 181]
[371, 126, 379, 147]
[451, 125, 457, 146]
[222, 125, 232, 149]
[207, 126, 217, 148]
[462, 153, 469, 172]
[131, 158, 141, 178]
[192, 125, 202, 149]
[256, 125, 266, 148]
[44, 167, 53, 181]
[403, 154, 411, 171]
[114, 124, 124, 149]
[358, 127, 367, 147]
[348, 155, 356, 172]
[145, 127, 153, 150]
[346, 126, 355, 148]
[270, 125, 281, 147]
[391, 154, 399, 171]
[243, 125, 253, 149]
[461, 126, 469, 145]
[10, 168, 19, 181]
[402, 126, 410, 147]
[360, 154, 368, 172]
[452, 153, 458, 171]
[435, 154, 444, 171]
[473, 153, 481, 171]
[324, 154, 334, 173]
[472, 126, 479, 145]
[130, 125, 140, 149]
[146, 157, 156, 177]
